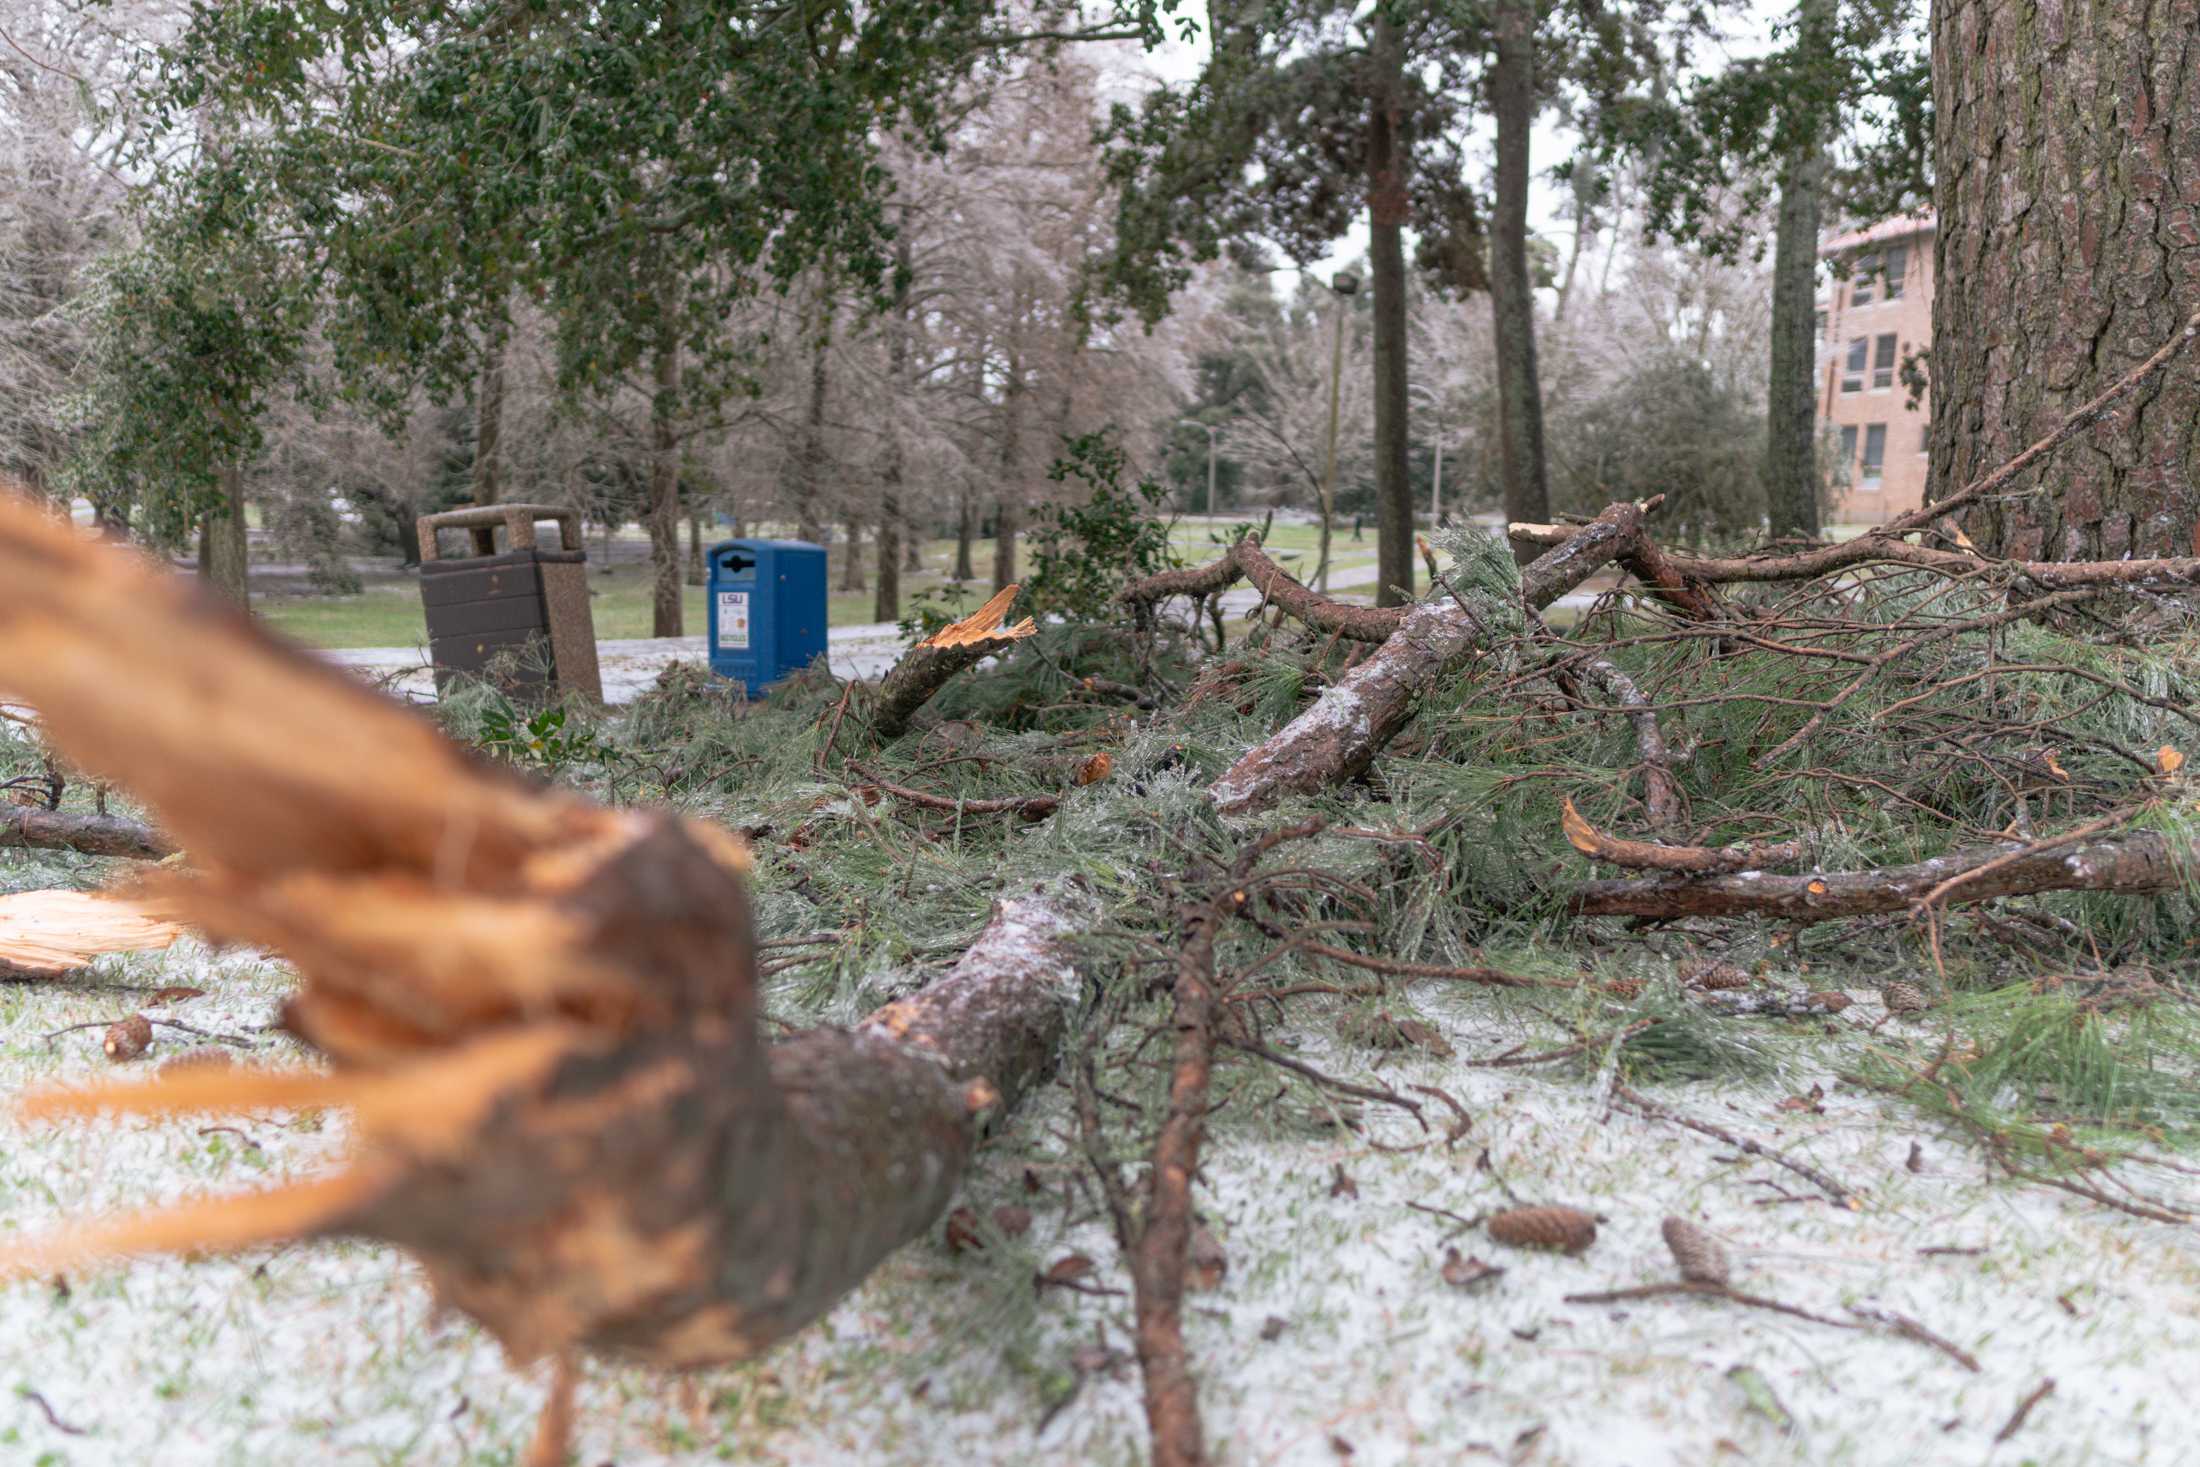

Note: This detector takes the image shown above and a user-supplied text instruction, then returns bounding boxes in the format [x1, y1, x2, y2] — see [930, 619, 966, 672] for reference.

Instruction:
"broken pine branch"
[869, 583, 1038, 741]
[1118, 535, 1404, 644]
[0, 492, 1101, 1449]
[1208, 499, 1653, 816]
[0, 805, 173, 860]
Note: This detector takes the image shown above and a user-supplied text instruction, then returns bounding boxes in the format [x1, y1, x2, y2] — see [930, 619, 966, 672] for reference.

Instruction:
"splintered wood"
[0, 890, 184, 978]
[914, 583, 1037, 649]
[0, 492, 1093, 1450]
[872, 583, 1039, 739]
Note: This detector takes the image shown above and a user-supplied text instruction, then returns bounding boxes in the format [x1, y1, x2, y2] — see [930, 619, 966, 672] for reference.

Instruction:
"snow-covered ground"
[0, 931, 2189, 1466]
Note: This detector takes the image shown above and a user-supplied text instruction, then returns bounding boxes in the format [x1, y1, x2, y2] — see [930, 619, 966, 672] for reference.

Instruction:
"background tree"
[1600, 0, 1929, 538]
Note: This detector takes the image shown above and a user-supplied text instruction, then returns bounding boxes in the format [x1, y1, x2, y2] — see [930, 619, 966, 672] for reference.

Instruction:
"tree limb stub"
[0, 805, 173, 860]
[1119, 536, 1404, 643]
[1208, 500, 1650, 816]
[1560, 798, 1805, 874]
[0, 493, 1096, 1392]
[1568, 830, 2188, 925]
[870, 583, 1037, 740]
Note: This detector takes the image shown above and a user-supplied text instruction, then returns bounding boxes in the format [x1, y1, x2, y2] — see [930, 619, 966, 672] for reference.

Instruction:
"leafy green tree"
[81, 0, 1171, 627]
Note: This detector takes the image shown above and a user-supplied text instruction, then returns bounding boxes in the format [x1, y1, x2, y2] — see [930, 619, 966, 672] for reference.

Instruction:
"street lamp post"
[1316, 270, 1359, 593]
[1178, 419, 1220, 514]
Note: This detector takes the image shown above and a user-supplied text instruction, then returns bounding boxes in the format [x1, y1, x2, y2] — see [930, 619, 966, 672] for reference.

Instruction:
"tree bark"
[1209, 501, 1647, 815]
[1489, 0, 1551, 556]
[686, 512, 706, 587]
[473, 329, 507, 508]
[198, 465, 250, 607]
[1932, 0, 2200, 558]
[877, 239, 912, 623]
[0, 806, 172, 860]
[647, 305, 684, 638]
[1766, 147, 1824, 538]
[1367, 10, 1414, 607]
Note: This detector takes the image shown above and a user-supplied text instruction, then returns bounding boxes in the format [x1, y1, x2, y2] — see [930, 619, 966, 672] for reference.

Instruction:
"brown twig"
[1846, 1303, 1981, 1372]
[1611, 1082, 1856, 1207]
[22, 1390, 85, 1436]
[1992, 1378, 2056, 1445]
[846, 761, 1059, 820]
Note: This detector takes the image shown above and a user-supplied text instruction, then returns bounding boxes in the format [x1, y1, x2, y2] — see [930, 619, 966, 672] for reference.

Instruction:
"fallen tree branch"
[1119, 537, 1404, 644]
[1569, 830, 2188, 926]
[1208, 500, 1652, 815]
[870, 584, 1037, 741]
[846, 761, 1059, 821]
[0, 494, 1100, 1451]
[0, 805, 173, 860]
[1560, 798, 1805, 874]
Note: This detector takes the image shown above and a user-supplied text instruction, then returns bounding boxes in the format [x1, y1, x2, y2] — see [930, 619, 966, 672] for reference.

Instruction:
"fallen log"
[1208, 500, 1651, 816]
[0, 804, 173, 860]
[870, 583, 1037, 740]
[0, 492, 1098, 1449]
[1567, 830, 2190, 925]
[1120, 536, 1404, 643]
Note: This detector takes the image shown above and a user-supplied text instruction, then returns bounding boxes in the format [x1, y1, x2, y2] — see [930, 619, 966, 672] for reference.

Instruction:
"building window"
[1842, 339, 1868, 393]
[1872, 333, 1898, 390]
[1815, 309, 1827, 340]
[1837, 425, 1859, 482]
[1918, 424, 1930, 453]
[1884, 244, 1908, 300]
[1861, 424, 1887, 488]
[1851, 256, 1878, 306]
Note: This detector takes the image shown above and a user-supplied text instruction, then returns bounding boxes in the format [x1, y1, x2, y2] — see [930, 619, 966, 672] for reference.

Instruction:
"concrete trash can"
[416, 504, 603, 704]
[707, 538, 827, 696]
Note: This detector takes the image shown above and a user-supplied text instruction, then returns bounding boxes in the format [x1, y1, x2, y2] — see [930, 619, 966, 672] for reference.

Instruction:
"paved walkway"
[321, 560, 1396, 705]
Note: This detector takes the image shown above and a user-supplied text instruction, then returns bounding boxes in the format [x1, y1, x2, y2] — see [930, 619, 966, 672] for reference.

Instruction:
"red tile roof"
[1821, 211, 1935, 255]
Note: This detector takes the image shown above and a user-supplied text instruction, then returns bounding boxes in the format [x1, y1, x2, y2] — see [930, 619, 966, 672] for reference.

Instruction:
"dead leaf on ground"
[147, 985, 206, 1006]
[1189, 1225, 1227, 1291]
[1775, 1083, 1827, 1115]
[992, 1205, 1033, 1239]
[944, 1206, 984, 1254]
[1329, 1164, 1358, 1200]
[1440, 1248, 1505, 1289]
[1039, 1253, 1096, 1287]
[1260, 1315, 1289, 1341]
[1075, 752, 1113, 786]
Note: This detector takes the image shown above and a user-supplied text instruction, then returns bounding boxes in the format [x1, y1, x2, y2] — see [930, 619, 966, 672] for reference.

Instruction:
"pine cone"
[1684, 961, 1752, 992]
[1603, 978, 1645, 1000]
[1883, 981, 1933, 1015]
[1486, 1205, 1597, 1255]
[1804, 990, 1854, 1013]
[1660, 1216, 1730, 1286]
[102, 1013, 153, 1063]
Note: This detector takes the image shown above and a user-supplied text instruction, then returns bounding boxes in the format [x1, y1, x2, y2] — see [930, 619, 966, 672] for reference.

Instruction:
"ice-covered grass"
[0, 910, 2194, 1465]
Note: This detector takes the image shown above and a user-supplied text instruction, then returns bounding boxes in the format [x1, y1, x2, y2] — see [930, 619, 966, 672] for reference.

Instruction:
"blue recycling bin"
[707, 539, 828, 696]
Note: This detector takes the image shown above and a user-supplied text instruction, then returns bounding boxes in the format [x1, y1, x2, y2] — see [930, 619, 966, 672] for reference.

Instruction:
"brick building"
[1816, 212, 1934, 523]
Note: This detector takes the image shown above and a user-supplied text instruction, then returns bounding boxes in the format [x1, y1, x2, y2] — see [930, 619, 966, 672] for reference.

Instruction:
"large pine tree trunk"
[955, 489, 977, 581]
[839, 519, 867, 591]
[1489, 0, 1552, 555]
[1766, 149, 1824, 538]
[1933, 0, 2200, 558]
[876, 237, 912, 623]
[994, 341, 1024, 592]
[1366, 10, 1414, 607]
[647, 316, 684, 639]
